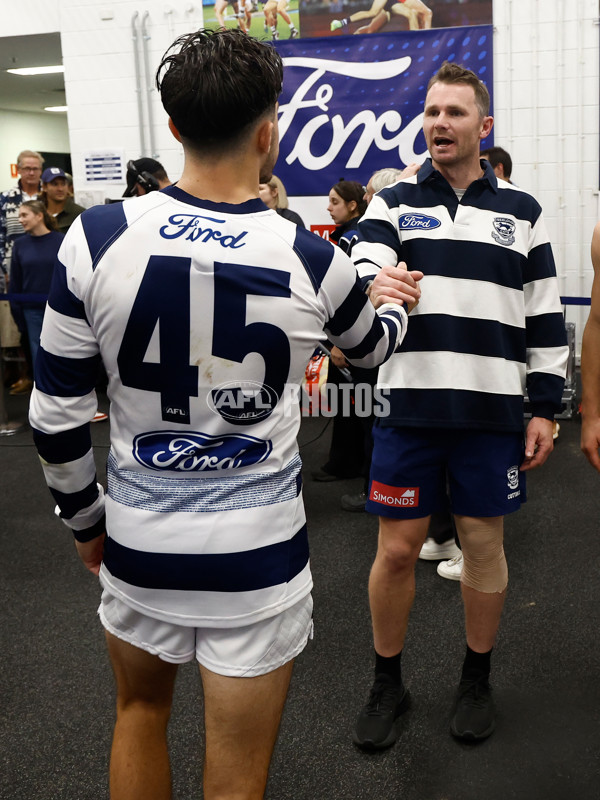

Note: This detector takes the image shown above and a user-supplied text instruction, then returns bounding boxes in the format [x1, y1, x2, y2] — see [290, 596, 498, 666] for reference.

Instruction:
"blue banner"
[274, 25, 493, 195]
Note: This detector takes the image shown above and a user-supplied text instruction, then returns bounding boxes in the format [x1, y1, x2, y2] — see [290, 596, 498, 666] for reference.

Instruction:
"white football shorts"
[98, 589, 314, 677]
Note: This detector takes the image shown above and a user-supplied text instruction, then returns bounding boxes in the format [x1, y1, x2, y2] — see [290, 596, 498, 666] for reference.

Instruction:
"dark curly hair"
[156, 28, 283, 154]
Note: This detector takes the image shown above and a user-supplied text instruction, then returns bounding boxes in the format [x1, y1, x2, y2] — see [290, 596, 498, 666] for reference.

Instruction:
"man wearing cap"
[41, 167, 86, 234]
[123, 158, 172, 197]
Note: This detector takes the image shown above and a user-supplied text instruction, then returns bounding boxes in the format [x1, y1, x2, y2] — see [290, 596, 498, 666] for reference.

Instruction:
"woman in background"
[10, 200, 63, 369]
[327, 180, 367, 254]
[311, 180, 370, 483]
[259, 174, 305, 227]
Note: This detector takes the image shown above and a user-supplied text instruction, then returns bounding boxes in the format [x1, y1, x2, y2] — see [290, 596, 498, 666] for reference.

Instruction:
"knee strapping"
[456, 516, 508, 593]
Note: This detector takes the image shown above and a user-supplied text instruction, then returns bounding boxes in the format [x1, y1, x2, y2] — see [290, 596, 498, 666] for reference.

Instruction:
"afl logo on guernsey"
[133, 431, 272, 472]
[209, 380, 278, 424]
[398, 213, 441, 231]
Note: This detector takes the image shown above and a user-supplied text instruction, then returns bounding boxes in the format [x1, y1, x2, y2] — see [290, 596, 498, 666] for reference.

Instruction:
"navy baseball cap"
[42, 167, 67, 183]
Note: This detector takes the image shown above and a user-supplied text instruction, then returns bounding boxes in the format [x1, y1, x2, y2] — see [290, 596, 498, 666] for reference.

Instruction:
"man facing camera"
[351, 61, 568, 747]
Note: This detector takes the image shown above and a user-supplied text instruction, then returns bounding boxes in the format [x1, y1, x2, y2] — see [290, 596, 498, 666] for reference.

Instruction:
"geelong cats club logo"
[492, 217, 516, 246]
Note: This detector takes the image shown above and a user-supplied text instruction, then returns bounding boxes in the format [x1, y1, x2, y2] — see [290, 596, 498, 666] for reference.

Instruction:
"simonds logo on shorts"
[369, 480, 419, 507]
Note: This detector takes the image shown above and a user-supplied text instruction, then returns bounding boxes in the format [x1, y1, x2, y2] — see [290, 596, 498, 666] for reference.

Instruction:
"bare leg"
[355, 10, 390, 35]
[369, 516, 430, 655]
[409, 0, 433, 29]
[350, 0, 388, 23]
[106, 631, 179, 800]
[277, 6, 292, 25]
[215, 0, 229, 29]
[200, 660, 294, 800]
[462, 584, 506, 651]
[391, 5, 418, 30]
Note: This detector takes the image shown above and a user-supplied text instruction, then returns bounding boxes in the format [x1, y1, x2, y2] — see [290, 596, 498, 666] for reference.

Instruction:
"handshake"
[369, 262, 424, 314]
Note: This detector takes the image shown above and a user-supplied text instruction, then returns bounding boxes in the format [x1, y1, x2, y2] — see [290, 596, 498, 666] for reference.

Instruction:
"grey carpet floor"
[1, 389, 599, 800]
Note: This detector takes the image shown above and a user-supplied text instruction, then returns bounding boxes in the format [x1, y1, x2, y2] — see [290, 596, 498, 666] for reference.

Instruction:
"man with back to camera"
[350, 61, 568, 747]
[123, 157, 172, 197]
[29, 29, 422, 799]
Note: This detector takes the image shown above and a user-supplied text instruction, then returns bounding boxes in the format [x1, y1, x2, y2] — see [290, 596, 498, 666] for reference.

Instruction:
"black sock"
[461, 644, 492, 680]
[375, 650, 402, 685]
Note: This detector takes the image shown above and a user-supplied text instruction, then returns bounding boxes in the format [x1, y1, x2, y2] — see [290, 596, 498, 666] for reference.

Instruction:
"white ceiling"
[0, 32, 66, 114]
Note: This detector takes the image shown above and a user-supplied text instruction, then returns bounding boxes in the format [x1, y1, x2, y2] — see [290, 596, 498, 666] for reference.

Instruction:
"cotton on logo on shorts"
[369, 480, 419, 507]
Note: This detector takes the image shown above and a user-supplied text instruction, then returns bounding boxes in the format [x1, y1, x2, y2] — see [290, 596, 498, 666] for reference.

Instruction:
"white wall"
[493, 0, 599, 349]
[3, 1, 60, 37]
[59, 0, 204, 206]
[0, 109, 70, 189]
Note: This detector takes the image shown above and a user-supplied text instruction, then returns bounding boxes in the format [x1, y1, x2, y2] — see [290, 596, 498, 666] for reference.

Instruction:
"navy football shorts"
[366, 425, 527, 519]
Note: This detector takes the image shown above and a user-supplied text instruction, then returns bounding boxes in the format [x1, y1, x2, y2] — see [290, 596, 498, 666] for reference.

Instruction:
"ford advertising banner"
[274, 25, 493, 196]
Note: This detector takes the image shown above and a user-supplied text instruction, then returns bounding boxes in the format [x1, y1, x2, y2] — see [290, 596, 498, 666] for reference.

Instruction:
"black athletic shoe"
[341, 491, 367, 512]
[450, 674, 495, 741]
[353, 674, 410, 750]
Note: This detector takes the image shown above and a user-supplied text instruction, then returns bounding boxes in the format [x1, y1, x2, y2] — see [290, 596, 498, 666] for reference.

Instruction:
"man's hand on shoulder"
[370, 262, 423, 313]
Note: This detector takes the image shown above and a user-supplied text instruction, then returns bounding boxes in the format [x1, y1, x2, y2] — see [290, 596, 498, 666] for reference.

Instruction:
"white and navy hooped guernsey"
[29, 186, 407, 628]
[352, 159, 569, 431]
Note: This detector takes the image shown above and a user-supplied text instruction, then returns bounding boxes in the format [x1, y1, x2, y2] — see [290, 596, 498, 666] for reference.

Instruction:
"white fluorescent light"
[44, 106, 68, 113]
[7, 65, 64, 76]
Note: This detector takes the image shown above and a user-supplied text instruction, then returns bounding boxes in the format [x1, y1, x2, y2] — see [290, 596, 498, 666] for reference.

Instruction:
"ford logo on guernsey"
[398, 213, 441, 231]
[208, 380, 279, 424]
[133, 431, 272, 472]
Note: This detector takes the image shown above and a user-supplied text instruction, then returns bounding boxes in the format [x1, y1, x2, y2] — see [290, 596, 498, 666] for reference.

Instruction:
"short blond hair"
[370, 168, 404, 193]
[17, 150, 44, 168]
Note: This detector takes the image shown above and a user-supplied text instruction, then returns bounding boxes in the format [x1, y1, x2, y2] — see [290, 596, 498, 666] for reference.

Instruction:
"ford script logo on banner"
[275, 26, 493, 195]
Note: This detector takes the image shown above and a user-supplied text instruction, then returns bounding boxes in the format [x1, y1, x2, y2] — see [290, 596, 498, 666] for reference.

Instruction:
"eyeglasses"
[20, 166, 42, 172]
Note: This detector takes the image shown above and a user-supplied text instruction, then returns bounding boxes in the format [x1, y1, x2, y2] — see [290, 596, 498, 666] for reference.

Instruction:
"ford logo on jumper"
[398, 213, 441, 231]
[133, 431, 273, 472]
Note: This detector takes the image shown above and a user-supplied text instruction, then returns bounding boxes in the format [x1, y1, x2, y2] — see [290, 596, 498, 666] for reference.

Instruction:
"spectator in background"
[364, 166, 414, 206]
[327, 179, 366, 254]
[10, 200, 63, 369]
[123, 158, 172, 197]
[0, 150, 43, 276]
[65, 172, 75, 197]
[259, 174, 305, 227]
[41, 167, 86, 234]
[0, 149, 44, 395]
[312, 180, 370, 484]
[480, 146, 512, 183]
